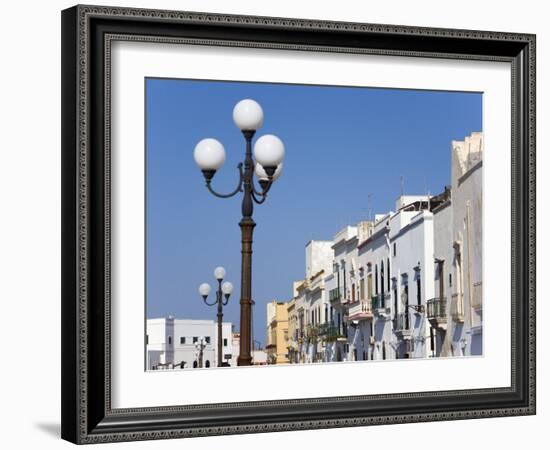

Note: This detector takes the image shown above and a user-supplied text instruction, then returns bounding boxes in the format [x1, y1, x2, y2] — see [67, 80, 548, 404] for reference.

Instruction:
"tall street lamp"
[198, 266, 234, 367]
[194, 99, 285, 366]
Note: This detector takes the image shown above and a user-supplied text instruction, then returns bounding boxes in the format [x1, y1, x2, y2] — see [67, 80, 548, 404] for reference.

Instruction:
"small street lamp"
[194, 336, 207, 368]
[194, 99, 285, 366]
[198, 266, 234, 367]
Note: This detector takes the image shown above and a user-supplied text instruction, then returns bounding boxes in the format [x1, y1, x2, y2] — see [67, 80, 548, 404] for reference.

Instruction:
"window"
[168, 336, 172, 345]
[359, 278, 365, 300]
[416, 271, 421, 306]
[205, 360, 210, 368]
[193, 361, 198, 368]
[381, 261, 385, 295]
[387, 258, 391, 291]
[351, 283, 356, 301]
[146, 334, 149, 345]
[375, 264, 378, 294]
[382, 342, 386, 360]
[367, 273, 373, 299]
[393, 280, 398, 320]
[193, 336, 198, 343]
[180, 336, 185, 344]
[393, 242, 397, 256]
[223, 338, 228, 347]
[205, 336, 211, 344]
[402, 277, 410, 329]
[438, 261, 445, 299]
[449, 273, 453, 287]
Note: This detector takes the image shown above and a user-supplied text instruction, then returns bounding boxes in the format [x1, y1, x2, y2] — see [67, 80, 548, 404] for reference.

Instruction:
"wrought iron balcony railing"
[329, 288, 341, 303]
[317, 322, 346, 341]
[371, 294, 385, 310]
[426, 297, 447, 321]
[393, 311, 411, 332]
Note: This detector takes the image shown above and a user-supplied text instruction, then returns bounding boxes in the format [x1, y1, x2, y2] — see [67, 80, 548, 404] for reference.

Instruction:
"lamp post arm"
[202, 297, 218, 307]
[251, 190, 267, 205]
[205, 163, 244, 198]
[251, 177, 274, 197]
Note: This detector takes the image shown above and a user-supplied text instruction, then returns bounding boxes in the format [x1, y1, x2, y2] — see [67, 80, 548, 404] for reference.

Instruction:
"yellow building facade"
[265, 301, 290, 364]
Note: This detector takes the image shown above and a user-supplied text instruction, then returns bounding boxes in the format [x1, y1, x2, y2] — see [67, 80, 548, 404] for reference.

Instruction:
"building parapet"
[332, 226, 358, 248]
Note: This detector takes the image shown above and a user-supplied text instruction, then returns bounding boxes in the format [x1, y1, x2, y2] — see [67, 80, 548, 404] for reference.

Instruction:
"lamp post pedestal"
[217, 285, 224, 368]
[238, 217, 255, 366]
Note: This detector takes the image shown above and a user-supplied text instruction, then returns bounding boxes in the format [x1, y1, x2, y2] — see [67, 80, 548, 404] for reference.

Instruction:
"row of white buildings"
[146, 317, 267, 370]
[285, 131, 483, 364]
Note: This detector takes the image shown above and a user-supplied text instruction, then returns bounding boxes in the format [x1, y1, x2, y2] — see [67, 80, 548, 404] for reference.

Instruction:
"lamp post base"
[237, 355, 253, 366]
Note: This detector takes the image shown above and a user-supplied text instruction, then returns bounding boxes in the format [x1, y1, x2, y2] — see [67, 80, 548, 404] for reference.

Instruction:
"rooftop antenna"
[368, 193, 373, 221]
[423, 175, 427, 197]
[423, 175, 429, 210]
[400, 174, 405, 198]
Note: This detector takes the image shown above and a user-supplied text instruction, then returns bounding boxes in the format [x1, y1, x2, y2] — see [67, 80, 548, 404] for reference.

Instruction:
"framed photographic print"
[61, 4, 536, 444]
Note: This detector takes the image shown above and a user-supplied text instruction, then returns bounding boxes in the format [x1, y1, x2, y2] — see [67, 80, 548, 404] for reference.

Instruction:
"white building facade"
[285, 131, 483, 364]
[430, 132, 483, 357]
[146, 317, 234, 370]
[294, 240, 334, 363]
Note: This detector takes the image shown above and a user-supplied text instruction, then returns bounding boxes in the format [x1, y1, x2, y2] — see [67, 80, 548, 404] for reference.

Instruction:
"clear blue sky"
[145, 78, 482, 346]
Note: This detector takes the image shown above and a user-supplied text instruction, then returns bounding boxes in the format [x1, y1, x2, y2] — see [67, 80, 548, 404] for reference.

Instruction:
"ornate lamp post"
[193, 99, 285, 366]
[198, 266, 234, 367]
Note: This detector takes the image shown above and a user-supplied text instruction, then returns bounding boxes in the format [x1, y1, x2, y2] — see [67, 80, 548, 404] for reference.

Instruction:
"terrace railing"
[426, 297, 447, 328]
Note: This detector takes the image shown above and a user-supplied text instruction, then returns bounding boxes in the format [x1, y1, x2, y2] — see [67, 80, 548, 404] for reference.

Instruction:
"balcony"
[329, 288, 341, 304]
[393, 312, 411, 335]
[471, 282, 482, 310]
[451, 293, 465, 322]
[347, 301, 373, 321]
[306, 324, 320, 341]
[371, 294, 391, 317]
[426, 297, 447, 329]
[371, 294, 385, 310]
[318, 322, 346, 342]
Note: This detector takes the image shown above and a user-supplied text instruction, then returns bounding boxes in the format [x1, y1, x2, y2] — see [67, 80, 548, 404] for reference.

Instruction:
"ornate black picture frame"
[61, 4, 536, 444]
